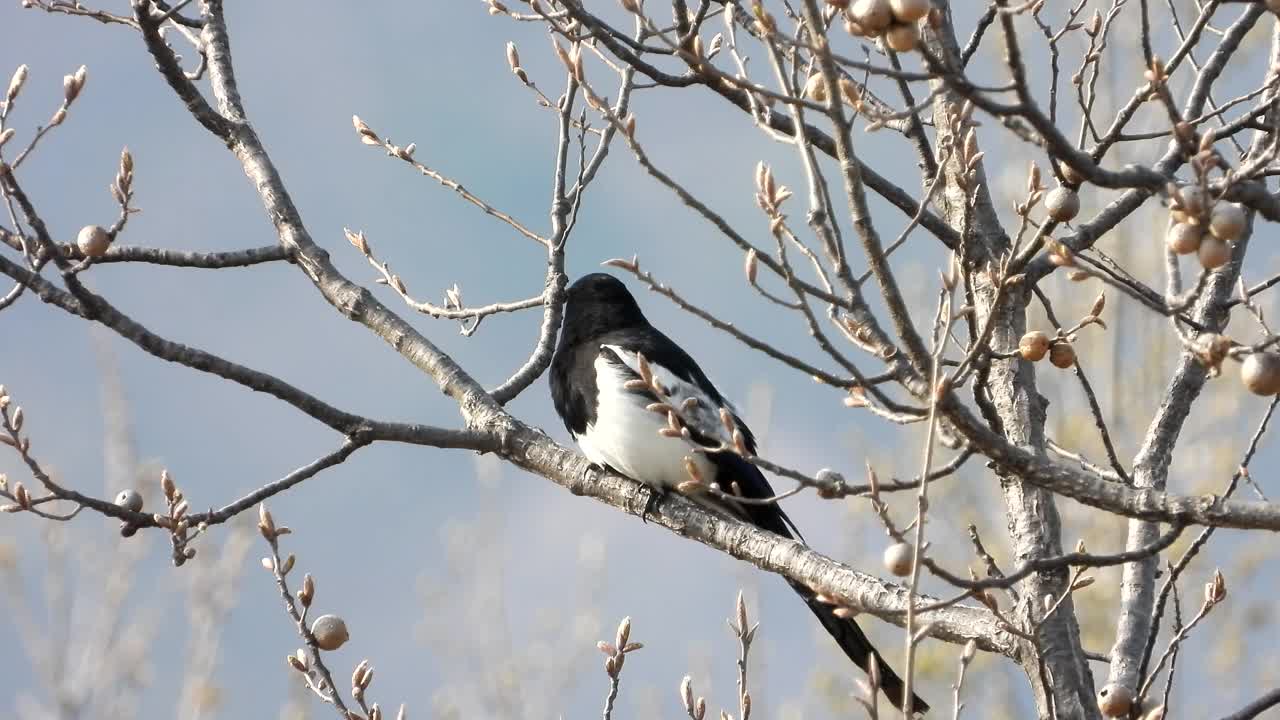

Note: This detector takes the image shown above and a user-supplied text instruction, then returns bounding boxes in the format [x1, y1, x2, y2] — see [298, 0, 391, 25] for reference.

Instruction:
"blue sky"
[3, 2, 1279, 718]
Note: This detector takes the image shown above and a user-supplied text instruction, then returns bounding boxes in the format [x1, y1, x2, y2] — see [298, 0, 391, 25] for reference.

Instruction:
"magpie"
[549, 273, 928, 714]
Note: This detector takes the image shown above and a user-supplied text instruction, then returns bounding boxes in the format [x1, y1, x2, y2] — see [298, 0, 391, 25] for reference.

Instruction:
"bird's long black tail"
[787, 578, 928, 715]
[709, 452, 928, 714]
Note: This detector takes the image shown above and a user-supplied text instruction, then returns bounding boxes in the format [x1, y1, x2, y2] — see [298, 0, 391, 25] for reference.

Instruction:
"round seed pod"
[76, 225, 110, 258]
[844, 17, 866, 35]
[114, 489, 143, 512]
[1241, 352, 1280, 396]
[803, 73, 828, 103]
[1097, 685, 1134, 718]
[1049, 341, 1076, 369]
[1019, 331, 1050, 362]
[852, 0, 893, 33]
[310, 614, 350, 651]
[1177, 185, 1208, 219]
[1044, 187, 1080, 222]
[883, 22, 919, 52]
[1198, 235, 1230, 270]
[882, 541, 915, 576]
[1165, 222, 1202, 255]
[889, 0, 930, 22]
[1209, 202, 1246, 242]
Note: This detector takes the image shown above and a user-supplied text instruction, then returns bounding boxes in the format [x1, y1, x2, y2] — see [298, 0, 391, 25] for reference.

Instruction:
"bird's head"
[560, 272, 647, 342]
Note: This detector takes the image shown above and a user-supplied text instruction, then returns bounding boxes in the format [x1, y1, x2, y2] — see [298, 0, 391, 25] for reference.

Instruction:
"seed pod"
[1209, 202, 1246, 242]
[1165, 222, 1202, 255]
[1198, 235, 1230, 270]
[1049, 341, 1076, 369]
[882, 541, 915, 576]
[1177, 185, 1208, 219]
[883, 22, 919, 52]
[852, 0, 893, 33]
[1019, 331, 1050, 362]
[311, 614, 350, 651]
[1240, 352, 1280, 395]
[888, 0, 930, 22]
[1044, 187, 1080, 222]
[114, 489, 143, 512]
[76, 225, 110, 258]
[1097, 685, 1134, 717]
[803, 73, 827, 103]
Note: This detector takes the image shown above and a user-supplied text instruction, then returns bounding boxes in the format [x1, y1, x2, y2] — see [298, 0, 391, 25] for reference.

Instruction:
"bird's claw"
[642, 486, 666, 523]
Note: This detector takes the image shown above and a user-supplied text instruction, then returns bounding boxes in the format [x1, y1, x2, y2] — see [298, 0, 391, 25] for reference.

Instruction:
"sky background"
[2, 2, 1279, 719]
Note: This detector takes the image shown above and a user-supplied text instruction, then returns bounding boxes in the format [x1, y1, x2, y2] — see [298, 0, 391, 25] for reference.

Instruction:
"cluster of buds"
[111, 146, 134, 209]
[352, 115, 382, 147]
[752, 162, 792, 232]
[801, 74, 865, 114]
[1165, 181, 1244, 271]
[751, 1, 777, 38]
[1015, 161, 1047, 216]
[812, 588, 860, 620]
[0, 387, 33, 514]
[598, 616, 644, 678]
[350, 658, 375, 705]
[553, 41, 586, 86]
[39, 63, 88, 130]
[505, 42, 529, 86]
[352, 114, 416, 164]
[344, 228, 411, 301]
[839, 0, 931, 52]
[0, 474, 30, 513]
[1188, 332, 1233, 378]
[679, 675, 708, 720]
[154, 470, 200, 560]
[1204, 568, 1227, 606]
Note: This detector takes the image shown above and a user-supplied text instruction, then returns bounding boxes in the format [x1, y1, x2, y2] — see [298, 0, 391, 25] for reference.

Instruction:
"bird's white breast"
[576, 352, 716, 490]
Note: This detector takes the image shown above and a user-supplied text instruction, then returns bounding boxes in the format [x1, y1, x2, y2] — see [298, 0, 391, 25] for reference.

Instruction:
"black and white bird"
[549, 273, 928, 715]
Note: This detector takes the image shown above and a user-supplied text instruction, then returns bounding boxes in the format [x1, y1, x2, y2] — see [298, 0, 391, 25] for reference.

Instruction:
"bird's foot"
[642, 485, 667, 523]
